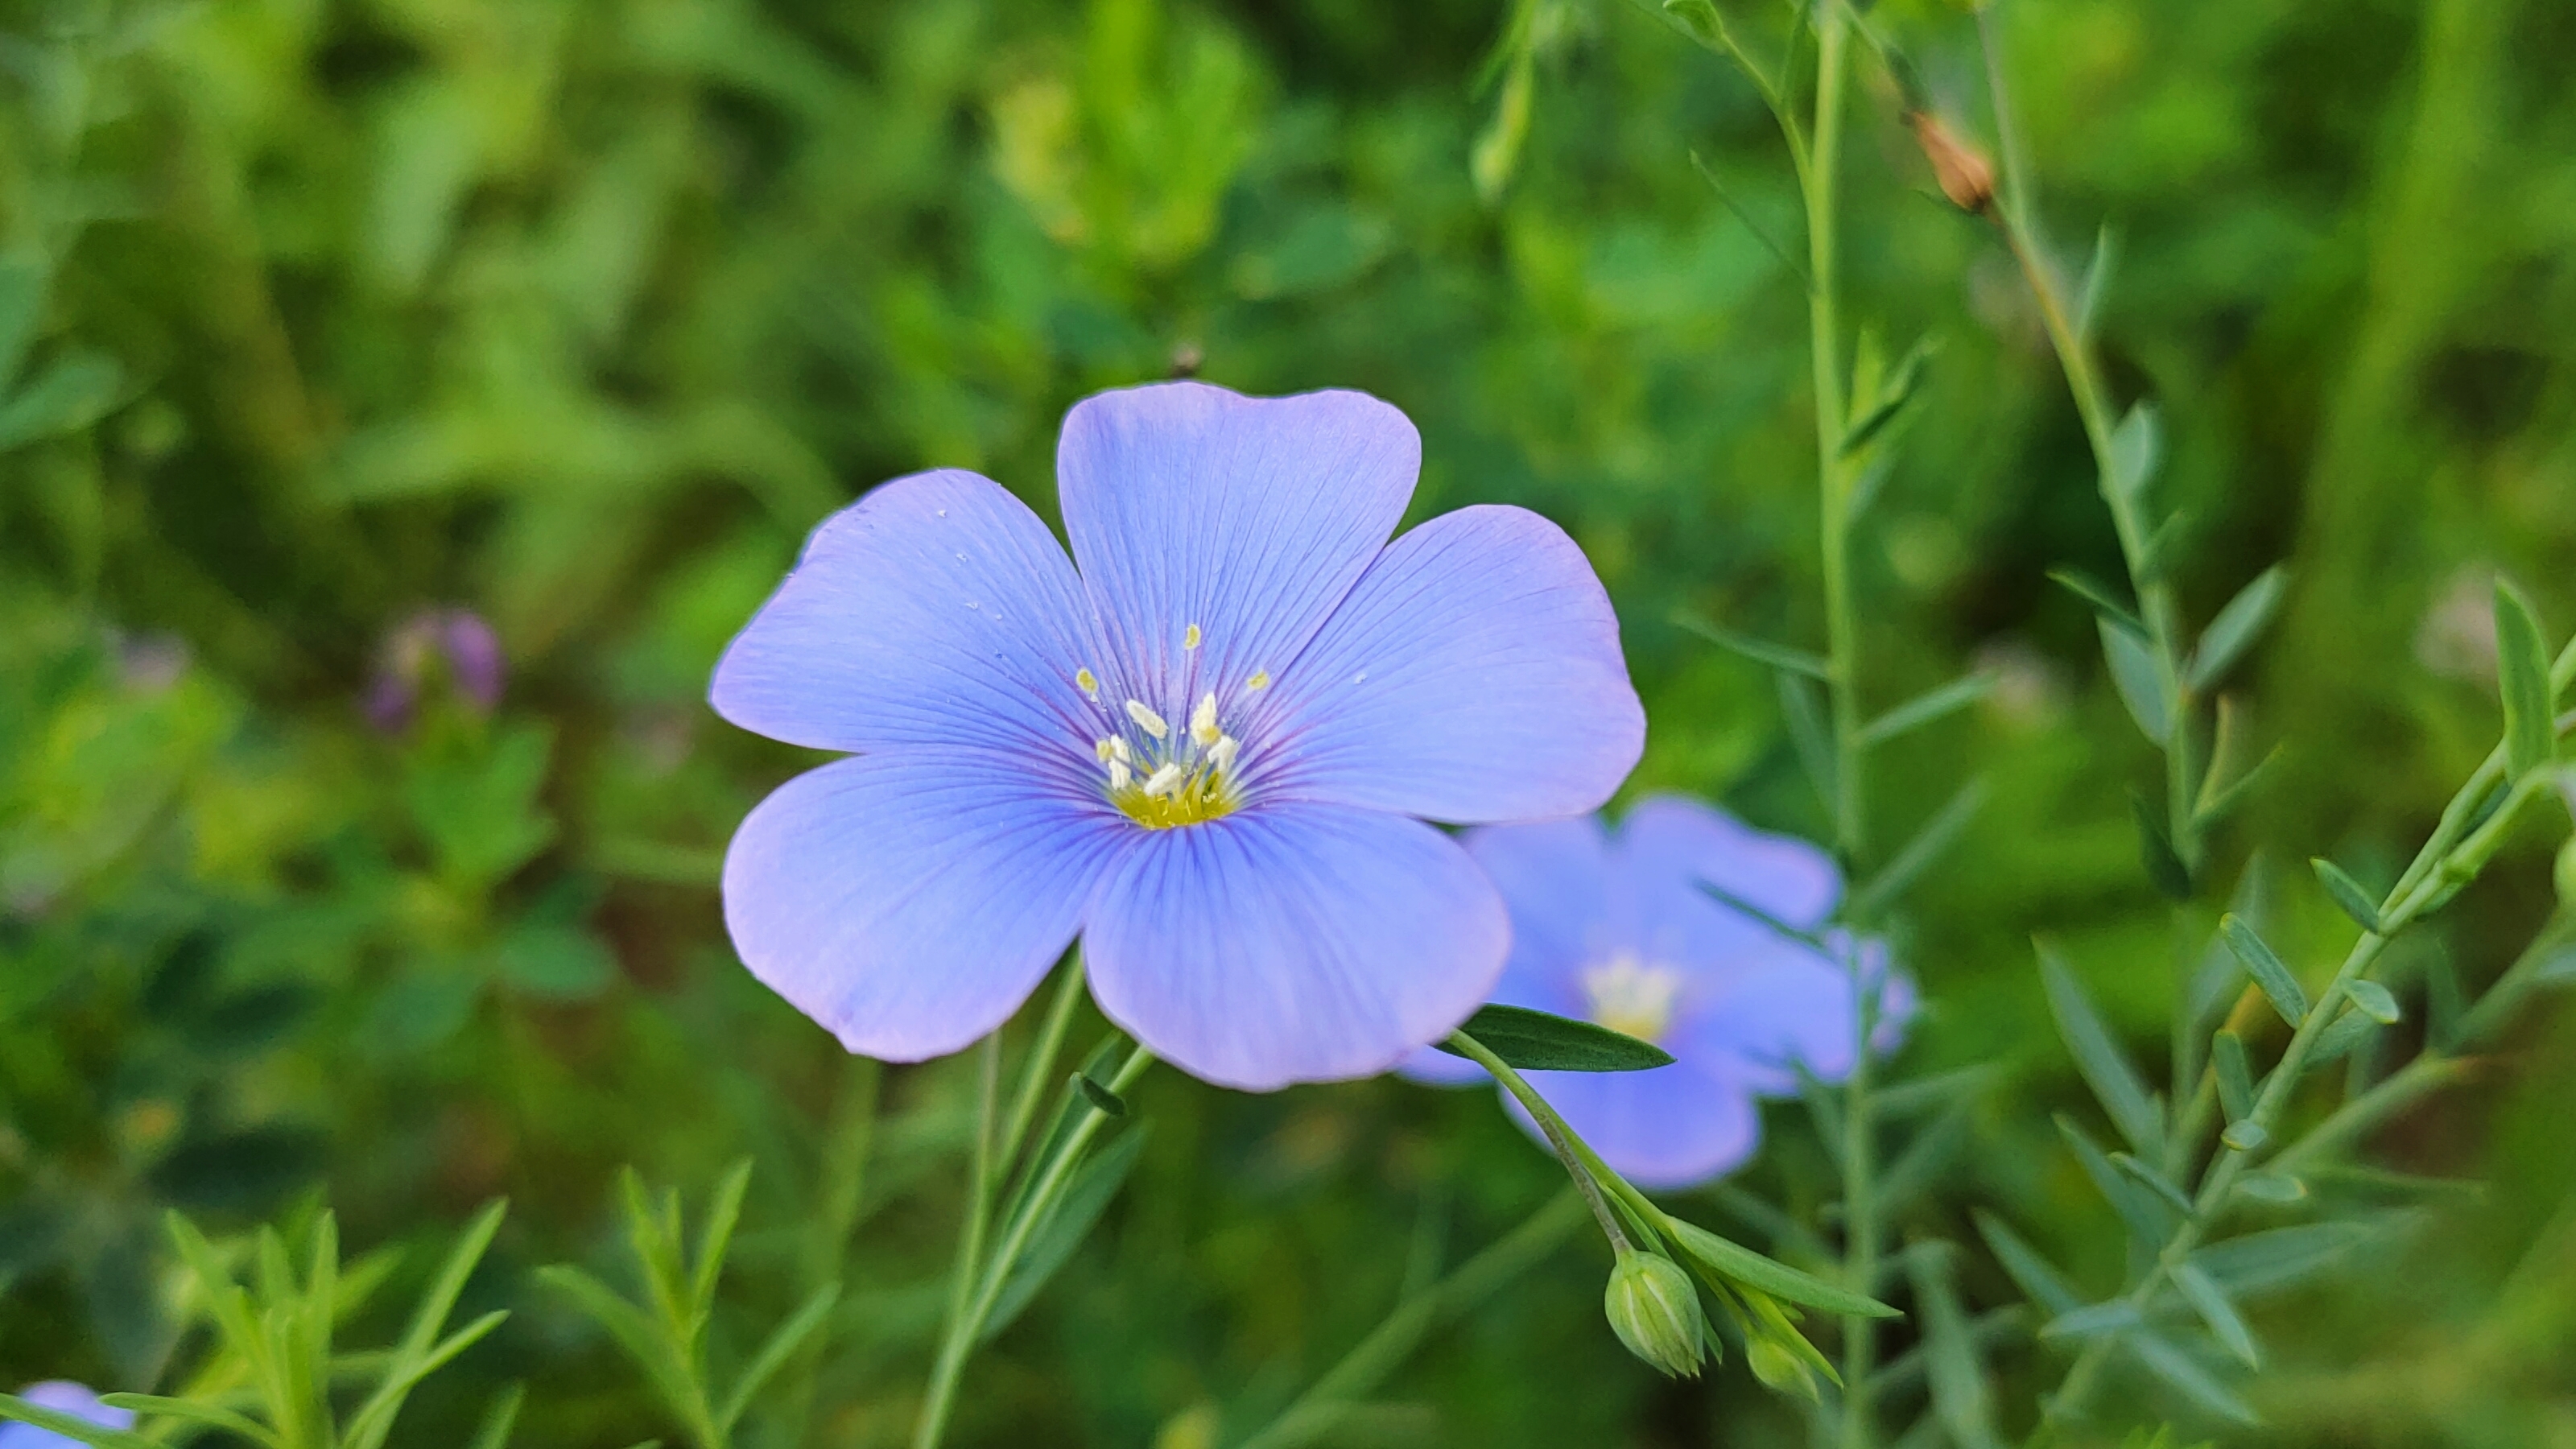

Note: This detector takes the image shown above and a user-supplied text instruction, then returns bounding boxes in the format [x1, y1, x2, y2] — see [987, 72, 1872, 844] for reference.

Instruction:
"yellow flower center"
[1079, 633, 1267, 830]
[1582, 954, 1682, 1043]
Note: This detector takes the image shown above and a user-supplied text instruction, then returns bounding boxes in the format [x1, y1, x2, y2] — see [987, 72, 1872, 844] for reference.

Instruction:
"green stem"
[999, 956, 1092, 1170]
[778, 1055, 880, 1447]
[1447, 1030, 1633, 1252]
[916, 1037, 1003, 1449]
[1809, 0, 1863, 864]
[911, 1042, 1154, 1449]
[1232, 1190, 1588, 1449]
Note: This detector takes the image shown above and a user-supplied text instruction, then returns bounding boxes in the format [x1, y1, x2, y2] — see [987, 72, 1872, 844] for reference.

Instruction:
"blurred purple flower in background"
[1407, 796, 1911, 1187]
[365, 607, 506, 731]
[712, 382, 1644, 1089]
[0, 1382, 135, 1448]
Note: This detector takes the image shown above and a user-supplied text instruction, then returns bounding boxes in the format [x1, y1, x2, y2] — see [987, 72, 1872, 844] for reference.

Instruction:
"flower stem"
[1808, 0, 1862, 867]
[1447, 1030, 1633, 1252]
[911, 1039, 1154, 1449]
[1232, 1188, 1588, 1449]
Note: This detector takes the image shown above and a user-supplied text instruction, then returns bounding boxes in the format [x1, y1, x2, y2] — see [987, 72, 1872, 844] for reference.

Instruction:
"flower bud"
[1907, 112, 1996, 215]
[1747, 1335, 1821, 1401]
[1604, 1249, 1709, 1377]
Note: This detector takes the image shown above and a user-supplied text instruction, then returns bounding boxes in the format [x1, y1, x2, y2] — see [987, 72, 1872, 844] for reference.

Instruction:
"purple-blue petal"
[711, 470, 1099, 762]
[1055, 383, 1417, 714]
[1, 1383, 134, 1449]
[1084, 802, 1507, 1091]
[1681, 933, 1912, 1092]
[721, 751, 1128, 1061]
[1463, 815, 1619, 1010]
[1509, 1061, 1761, 1190]
[1254, 506, 1643, 824]
[1620, 795, 1842, 931]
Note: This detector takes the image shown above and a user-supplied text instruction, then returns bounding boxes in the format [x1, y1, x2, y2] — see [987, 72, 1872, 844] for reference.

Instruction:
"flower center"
[1582, 954, 1682, 1043]
[1075, 639, 1268, 830]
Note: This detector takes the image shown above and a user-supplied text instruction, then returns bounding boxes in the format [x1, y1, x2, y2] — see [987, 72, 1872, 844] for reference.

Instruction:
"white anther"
[1125, 700, 1169, 739]
[1245, 669, 1271, 693]
[1208, 735, 1239, 772]
[1095, 737, 1116, 764]
[1075, 668, 1100, 700]
[1183, 623, 1203, 650]
[1108, 736, 1133, 766]
[1190, 691, 1220, 747]
[1108, 759, 1133, 791]
[1141, 762, 1184, 798]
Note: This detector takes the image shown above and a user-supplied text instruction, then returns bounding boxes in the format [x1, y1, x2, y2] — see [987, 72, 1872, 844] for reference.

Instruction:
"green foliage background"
[2, 0, 2572, 1443]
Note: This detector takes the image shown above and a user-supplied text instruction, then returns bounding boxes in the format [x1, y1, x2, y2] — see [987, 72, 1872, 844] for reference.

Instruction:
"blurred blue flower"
[712, 382, 1643, 1089]
[1406, 796, 1912, 1187]
[1, 1382, 135, 1448]
[366, 607, 506, 730]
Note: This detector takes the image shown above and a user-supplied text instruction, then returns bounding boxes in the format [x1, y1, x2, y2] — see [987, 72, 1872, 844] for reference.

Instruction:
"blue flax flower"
[712, 382, 1643, 1089]
[1, 1383, 135, 1448]
[1406, 796, 1911, 1187]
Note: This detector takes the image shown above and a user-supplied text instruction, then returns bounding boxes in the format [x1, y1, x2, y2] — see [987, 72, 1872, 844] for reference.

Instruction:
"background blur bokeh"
[3, 0, 2574, 1443]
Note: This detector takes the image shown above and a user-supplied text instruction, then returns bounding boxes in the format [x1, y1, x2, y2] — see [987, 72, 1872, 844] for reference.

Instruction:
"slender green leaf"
[1778, 671, 1839, 819]
[2057, 1116, 2178, 1246]
[343, 1312, 512, 1449]
[1841, 337, 1938, 459]
[2186, 566, 2288, 692]
[2496, 582, 2556, 776]
[1905, 1245, 2001, 1449]
[2220, 1120, 2268, 1152]
[2232, 1171, 2308, 1205]
[719, 1283, 840, 1432]
[1971, 1211, 2083, 1317]
[0, 1396, 160, 1449]
[96, 1396, 279, 1447]
[689, 1161, 753, 1336]
[2138, 507, 2192, 584]
[2040, 1299, 2142, 1340]
[1075, 1074, 1128, 1117]
[982, 1127, 1150, 1340]
[2344, 979, 2401, 1026]
[1859, 674, 1992, 748]
[1852, 777, 1987, 919]
[2075, 224, 2118, 341]
[537, 1265, 700, 1422]
[2211, 1031, 2253, 1124]
[2111, 1153, 2194, 1216]
[2191, 1220, 2385, 1298]
[2308, 1008, 2380, 1067]
[2132, 793, 2194, 901]
[2220, 915, 2307, 1027]
[0, 351, 122, 449]
[2050, 566, 2147, 638]
[1671, 611, 1829, 679]
[2037, 943, 2162, 1154]
[1439, 1005, 1674, 1072]
[2103, 622, 2174, 745]
[2125, 1328, 2260, 1426]
[1794, 1062, 1846, 1167]
[1873, 1063, 2002, 1120]
[2107, 402, 2162, 502]
[2172, 1263, 2258, 1368]
[1662, 1217, 1898, 1319]
[1874, 1102, 1974, 1225]
[2194, 743, 2284, 832]
[468, 1384, 526, 1449]
[1688, 151, 1810, 291]
[2310, 857, 2385, 934]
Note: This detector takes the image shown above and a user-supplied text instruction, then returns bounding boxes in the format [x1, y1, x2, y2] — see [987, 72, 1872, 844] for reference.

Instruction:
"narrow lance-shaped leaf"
[2344, 979, 2401, 1026]
[718, 1283, 841, 1433]
[2190, 1220, 2384, 1298]
[1778, 671, 1840, 821]
[2309, 1009, 2380, 1067]
[2106, 402, 2162, 502]
[1670, 610, 1829, 679]
[2132, 793, 2193, 901]
[2125, 1328, 2260, 1426]
[2211, 1030, 2253, 1123]
[689, 1161, 754, 1338]
[982, 1127, 1150, 1340]
[2103, 621, 2173, 745]
[2039, 1299, 2143, 1342]
[2056, 1116, 2178, 1247]
[1437, 1005, 1674, 1072]
[1905, 1245, 2002, 1449]
[1971, 1211, 2083, 1316]
[2220, 915, 2307, 1027]
[2495, 582, 2556, 777]
[2187, 565, 2288, 692]
[2173, 1262, 2260, 1368]
[1852, 777, 1987, 919]
[0, 1395, 161, 1449]
[2109, 1153, 2194, 1216]
[1662, 1217, 1899, 1319]
[2311, 857, 2384, 934]
[94, 1397, 279, 1449]
[2036, 943, 2162, 1154]
[1859, 673, 1992, 748]
[2050, 566, 2147, 638]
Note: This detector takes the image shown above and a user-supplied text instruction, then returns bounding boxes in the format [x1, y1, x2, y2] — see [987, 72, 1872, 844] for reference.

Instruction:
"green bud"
[1747, 1334, 1821, 1402]
[1604, 1249, 1710, 1377]
[2557, 834, 2576, 907]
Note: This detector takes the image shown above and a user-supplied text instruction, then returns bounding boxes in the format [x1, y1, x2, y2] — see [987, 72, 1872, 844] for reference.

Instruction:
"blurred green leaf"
[2186, 566, 2287, 692]
[2220, 916, 2307, 1027]
[1440, 1005, 1675, 1072]
[2037, 942, 2162, 1155]
[2495, 583, 2556, 776]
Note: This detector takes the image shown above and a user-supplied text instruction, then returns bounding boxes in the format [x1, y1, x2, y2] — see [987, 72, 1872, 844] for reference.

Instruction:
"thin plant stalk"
[777, 1055, 880, 1447]
[1232, 1189, 1587, 1449]
[912, 1040, 1154, 1449]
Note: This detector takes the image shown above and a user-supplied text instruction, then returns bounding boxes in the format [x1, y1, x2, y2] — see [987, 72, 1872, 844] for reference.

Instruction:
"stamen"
[1141, 762, 1185, 798]
[1190, 692, 1220, 747]
[1183, 623, 1203, 650]
[1095, 738, 1115, 763]
[1245, 669, 1271, 693]
[1125, 700, 1169, 739]
[1208, 735, 1239, 771]
[1108, 759, 1133, 791]
[1075, 667, 1100, 700]
[1108, 737, 1133, 766]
